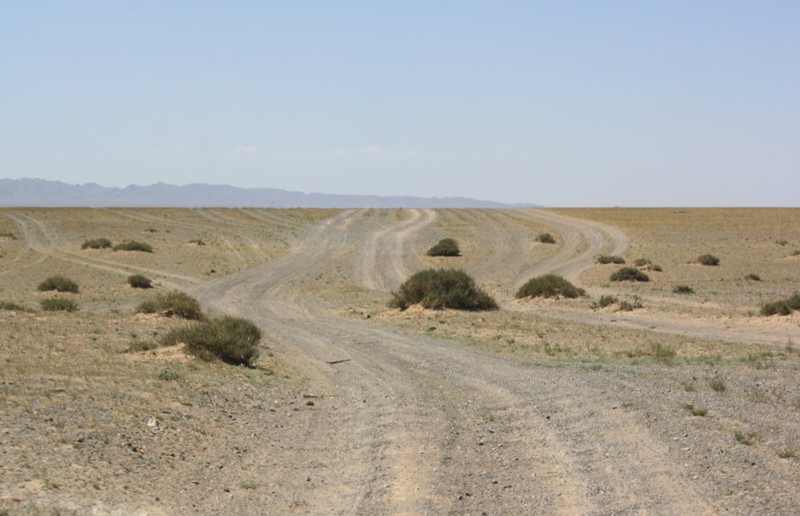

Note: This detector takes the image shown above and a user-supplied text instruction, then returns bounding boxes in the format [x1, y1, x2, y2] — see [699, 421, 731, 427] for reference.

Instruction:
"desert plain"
[1, 207, 799, 514]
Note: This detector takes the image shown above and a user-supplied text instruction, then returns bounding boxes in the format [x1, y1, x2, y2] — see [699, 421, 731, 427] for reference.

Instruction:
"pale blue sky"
[2, 1, 799, 206]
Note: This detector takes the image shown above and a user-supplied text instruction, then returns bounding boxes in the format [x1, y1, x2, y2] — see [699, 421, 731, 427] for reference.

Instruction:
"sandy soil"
[1, 207, 799, 514]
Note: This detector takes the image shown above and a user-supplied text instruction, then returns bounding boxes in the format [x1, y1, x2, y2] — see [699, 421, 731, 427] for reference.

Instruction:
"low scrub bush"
[592, 295, 618, 309]
[617, 296, 643, 311]
[128, 274, 153, 289]
[37, 276, 79, 293]
[536, 232, 556, 244]
[744, 273, 762, 281]
[40, 297, 78, 312]
[673, 285, 694, 294]
[0, 301, 29, 311]
[634, 258, 651, 267]
[697, 254, 720, 266]
[389, 268, 498, 311]
[760, 293, 800, 316]
[161, 316, 261, 366]
[0, 231, 17, 239]
[136, 291, 203, 320]
[81, 238, 112, 250]
[610, 267, 649, 282]
[596, 255, 625, 264]
[516, 274, 585, 299]
[426, 238, 460, 257]
[114, 240, 153, 253]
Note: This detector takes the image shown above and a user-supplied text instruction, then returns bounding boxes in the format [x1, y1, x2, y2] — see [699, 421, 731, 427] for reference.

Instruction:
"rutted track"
[188, 209, 717, 514]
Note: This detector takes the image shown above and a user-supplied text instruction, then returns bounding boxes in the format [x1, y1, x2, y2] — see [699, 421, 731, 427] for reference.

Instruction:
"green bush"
[673, 285, 694, 294]
[761, 293, 800, 316]
[81, 238, 112, 250]
[128, 274, 153, 289]
[697, 254, 720, 266]
[610, 267, 650, 282]
[516, 274, 585, 299]
[37, 276, 79, 293]
[0, 301, 29, 311]
[40, 297, 78, 312]
[161, 316, 261, 366]
[537, 233, 556, 244]
[389, 269, 498, 311]
[596, 255, 625, 264]
[136, 291, 203, 320]
[426, 238, 460, 257]
[114, 241, 153, 253]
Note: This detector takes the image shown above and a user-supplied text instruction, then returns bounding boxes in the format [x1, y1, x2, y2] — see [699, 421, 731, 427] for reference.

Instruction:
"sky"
[2, 1, 799, 206]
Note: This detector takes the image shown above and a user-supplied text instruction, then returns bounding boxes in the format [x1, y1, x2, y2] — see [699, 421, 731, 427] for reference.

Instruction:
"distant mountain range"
[0, 178, 535, 208]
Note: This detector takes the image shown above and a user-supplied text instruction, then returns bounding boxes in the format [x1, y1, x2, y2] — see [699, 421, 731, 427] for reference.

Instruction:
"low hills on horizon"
[0, 178, 535, 209]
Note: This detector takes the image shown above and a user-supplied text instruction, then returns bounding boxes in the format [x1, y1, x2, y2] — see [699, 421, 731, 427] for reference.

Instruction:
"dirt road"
[188, 209, 755, 514]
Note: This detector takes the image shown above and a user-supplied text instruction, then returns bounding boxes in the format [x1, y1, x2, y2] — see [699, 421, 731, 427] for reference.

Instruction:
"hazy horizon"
[2, 3, 799, 207]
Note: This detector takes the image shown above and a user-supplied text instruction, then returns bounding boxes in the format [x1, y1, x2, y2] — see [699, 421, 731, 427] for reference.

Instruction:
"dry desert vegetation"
[1, 207, 799, 515]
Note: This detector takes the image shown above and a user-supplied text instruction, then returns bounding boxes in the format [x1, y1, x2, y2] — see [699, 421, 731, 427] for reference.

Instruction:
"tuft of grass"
[592, 295, 618, 309]
[596, 255, 625, 264]
[81, 238, 112, 249]
[37, 276, 79, 293]
[0, 301, 30, 312]
[39, 297, 78, 312]
[158, 368, 181, 381]
[680, 403, 708, 417]
[744, 273, 762, 281]
[697, 254, 720, 266]
[610, 267, 650, 282]
[650, 342, 677, 363]
[136, 291, 204, 320]
[734, 431, 758, 446]
[426, 238, 461, 257]
[634, 258, 652, 267]
[516, 274, 585, 299]
[709, 376, 726, 392]
[673, 285, 694, 294]
[113, 240, 153, 253]
[389, 268, 498, 311]
[536, 232, 556, 244]
[127, 274, 153, 289]
[617, 297, 643, 311]
[161, 316, 262, 366]
[760, 293, 800, 316]
[0, 230, 17, 239]
[778, 448, 796, 459]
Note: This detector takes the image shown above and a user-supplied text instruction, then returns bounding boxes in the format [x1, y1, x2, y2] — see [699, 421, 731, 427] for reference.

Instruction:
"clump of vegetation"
[158, 368, 181, 381]
[536, 233, 556, 244]
[709, 376, 727, 392]
[617, 296, 643, 311]
[673, 285, 694, 294]
[516, 274, 585, 299]
[114, 241, 153, 253]
[776, 239, 789, 246]
[0, 231, 18, 239]
[744, 273, 762, 281]
[592, 295, 618, 309]
[189, 239, 206, 246]
[426, 238, 460, 257]
[161, 316, 262, 366]
[40, 297, 78, 312]
[734, 430, 758, 446]
[389, 268, 498, 311]
[610, 267, 650, 282]
[37, 276, 79, 293]
[680, 402, 708, 417]
[760, 293, 800, 316]
[81, 238, 112, 250]
[136, 291, 203, 320]
[0, 301, 29, 312]
[697, 254, 720, 266]
[634, 258, 662, 272]
[128, 274, 153, 289]
[596, 255, 625, 264]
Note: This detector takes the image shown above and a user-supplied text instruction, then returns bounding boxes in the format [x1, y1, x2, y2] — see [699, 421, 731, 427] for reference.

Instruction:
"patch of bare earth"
[2, 207, 799, 514]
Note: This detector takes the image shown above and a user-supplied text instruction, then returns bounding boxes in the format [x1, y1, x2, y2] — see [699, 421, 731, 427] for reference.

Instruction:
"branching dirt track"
[188, 208, 798, 514]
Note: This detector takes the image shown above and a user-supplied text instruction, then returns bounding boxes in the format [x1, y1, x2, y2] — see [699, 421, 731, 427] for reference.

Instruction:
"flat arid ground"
[1, 207, 799, 514]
